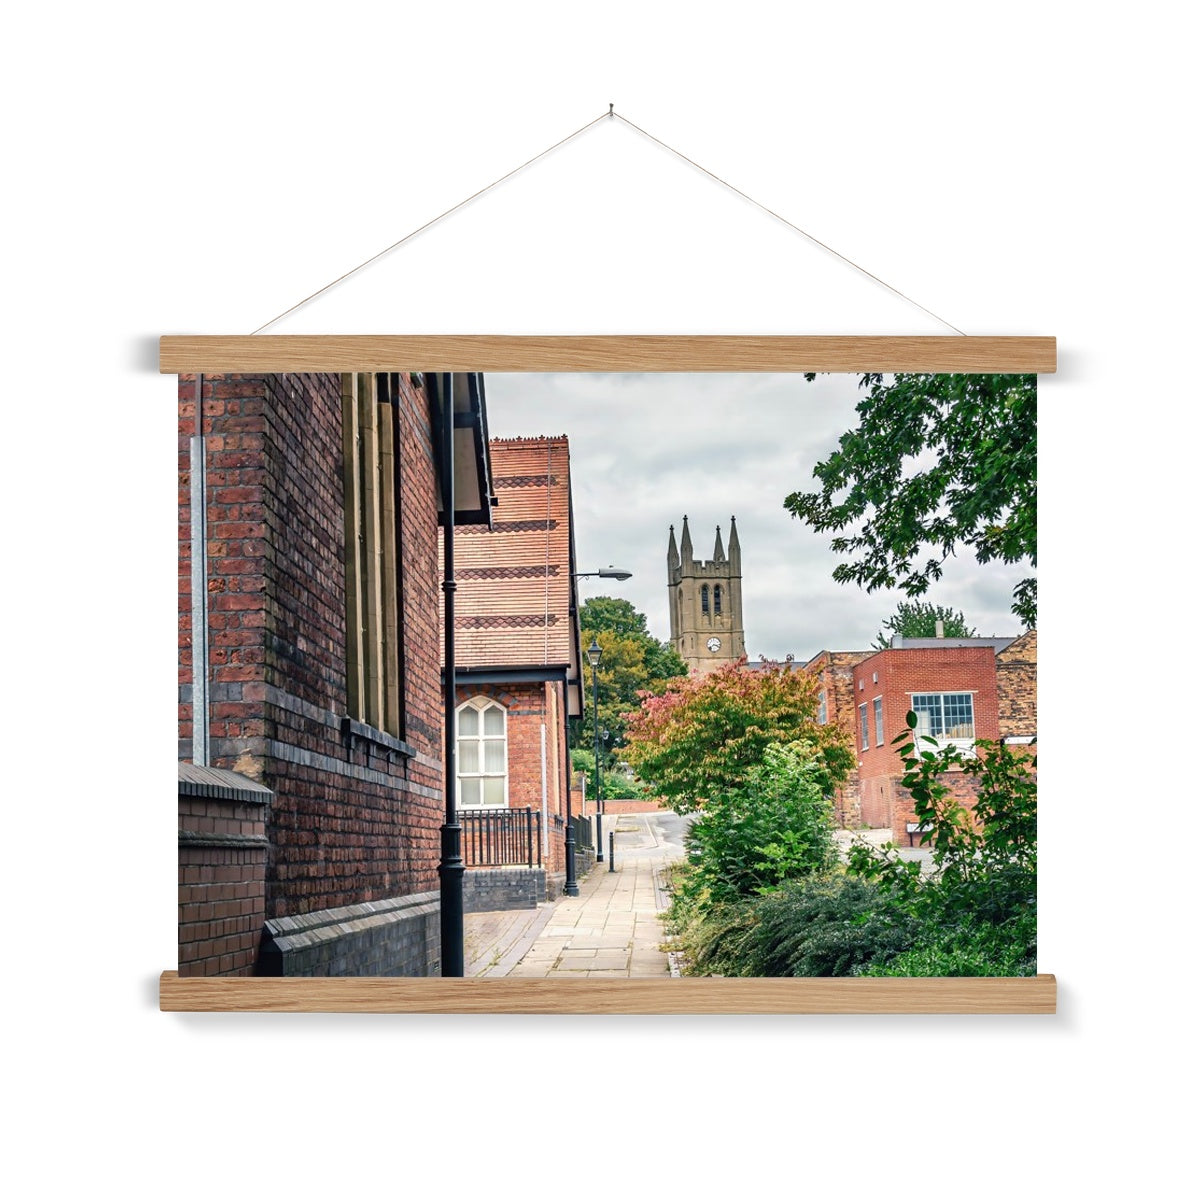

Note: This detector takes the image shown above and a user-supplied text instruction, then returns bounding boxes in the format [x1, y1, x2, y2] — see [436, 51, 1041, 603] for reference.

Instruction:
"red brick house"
[806, 632, 1037, 842]
[441, 436, 586, 903]
[177, 370, 494, 977]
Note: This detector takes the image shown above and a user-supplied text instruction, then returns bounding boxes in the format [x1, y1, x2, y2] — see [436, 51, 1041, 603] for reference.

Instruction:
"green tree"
[573, 597, 686, 760]
[872, 600, 977, 650]
[623, 660, 854, 813]
[784, 373, 1037, 628]
[680, 741, 838, 905]
[846, 712, 1037, 976]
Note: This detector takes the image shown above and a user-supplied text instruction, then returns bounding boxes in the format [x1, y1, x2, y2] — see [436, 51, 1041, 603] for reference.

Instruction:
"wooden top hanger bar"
[159, 334, 1055, 374]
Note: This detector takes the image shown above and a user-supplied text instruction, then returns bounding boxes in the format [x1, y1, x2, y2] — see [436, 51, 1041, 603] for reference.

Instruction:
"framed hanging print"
[160, 335, 1054, 1014]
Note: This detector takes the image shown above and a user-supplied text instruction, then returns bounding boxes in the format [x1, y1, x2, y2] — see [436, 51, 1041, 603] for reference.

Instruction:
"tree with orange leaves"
[622, 660, 854, 814]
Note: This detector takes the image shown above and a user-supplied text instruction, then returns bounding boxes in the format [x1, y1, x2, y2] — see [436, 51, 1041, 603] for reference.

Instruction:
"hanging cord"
[251, 110, 610, 334]
[609, 110, 965, 335]
[252, 105, 964, 336]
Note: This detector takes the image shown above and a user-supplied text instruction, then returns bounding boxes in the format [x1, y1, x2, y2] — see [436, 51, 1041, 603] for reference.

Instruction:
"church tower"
[667, 515, 746, 674]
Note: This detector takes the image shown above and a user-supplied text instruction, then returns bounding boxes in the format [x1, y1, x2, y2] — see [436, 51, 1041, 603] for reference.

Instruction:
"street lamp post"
[571, 567, 631, 878]
[587, 638, 604, 863]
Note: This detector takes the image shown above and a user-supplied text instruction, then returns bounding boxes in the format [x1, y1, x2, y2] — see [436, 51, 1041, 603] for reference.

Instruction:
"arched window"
[456, 696, 508, 807]
[714, 584, 722, 616]
[701, 584, 709, 616]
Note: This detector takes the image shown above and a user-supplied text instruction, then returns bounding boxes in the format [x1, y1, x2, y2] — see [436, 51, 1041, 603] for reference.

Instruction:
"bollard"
[609, 830, 615, 871]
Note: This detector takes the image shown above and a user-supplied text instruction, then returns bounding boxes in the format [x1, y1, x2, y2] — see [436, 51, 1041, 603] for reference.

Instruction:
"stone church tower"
[667, 515, 746, 674]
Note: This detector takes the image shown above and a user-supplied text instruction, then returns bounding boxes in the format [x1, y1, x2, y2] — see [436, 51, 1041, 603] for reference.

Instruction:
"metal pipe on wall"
[189, 373, 210, 766]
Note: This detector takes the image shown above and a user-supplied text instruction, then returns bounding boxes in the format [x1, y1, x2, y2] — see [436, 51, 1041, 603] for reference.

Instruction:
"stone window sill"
[341, 716, 414, 761]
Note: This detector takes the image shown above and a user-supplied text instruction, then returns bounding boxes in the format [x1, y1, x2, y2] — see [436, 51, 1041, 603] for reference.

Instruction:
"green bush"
[845, 714, 1038, 976]
[666, 873, 915, 978]
[678, 741, 837, 906]
[857, 910, 1036, 977]
[746, 875, 915, 977]
[570, 749, 652, 801]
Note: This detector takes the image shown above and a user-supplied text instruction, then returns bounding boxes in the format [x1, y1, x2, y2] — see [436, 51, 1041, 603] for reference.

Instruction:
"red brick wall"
[850, 646, 1000, 841]
[454, 679, 574, 875]
[179, 373, 446, 953]
[804, 651, 869, 827]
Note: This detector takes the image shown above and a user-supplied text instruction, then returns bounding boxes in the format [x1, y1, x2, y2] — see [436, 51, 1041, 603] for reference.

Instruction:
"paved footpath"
[464, 810, 689, 979]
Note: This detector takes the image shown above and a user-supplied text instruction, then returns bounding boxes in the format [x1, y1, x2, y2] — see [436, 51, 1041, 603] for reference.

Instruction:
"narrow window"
[457, 697, 508, 807]
[859, 703, 869, 750]
[701, 584, 709, 616]
[873, 696, 884, 745]
[817, 690, 827, 726]
[713, 584, 722, 615]
[343, 372, 404, 736]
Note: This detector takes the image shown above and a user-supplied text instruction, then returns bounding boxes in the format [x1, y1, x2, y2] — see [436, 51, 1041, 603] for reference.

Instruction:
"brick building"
[177, 370, 493, 977]
[441, 436, 586, 903]
[806, 632, 1037, 843]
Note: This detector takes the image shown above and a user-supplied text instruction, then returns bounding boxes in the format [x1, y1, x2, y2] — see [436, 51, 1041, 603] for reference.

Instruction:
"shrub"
[845, 713, 1038, 975]
[857, 910, 1036, 977]
[746, 875, 916, 977]
[678, 741, 837, 906]
[667, 873, 915, 978]
[570, 749, 653, 801]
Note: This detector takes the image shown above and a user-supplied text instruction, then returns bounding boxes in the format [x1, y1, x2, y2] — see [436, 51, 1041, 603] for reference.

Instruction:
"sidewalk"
[464, 811, 686, 978]
[462, 815, 926, 978]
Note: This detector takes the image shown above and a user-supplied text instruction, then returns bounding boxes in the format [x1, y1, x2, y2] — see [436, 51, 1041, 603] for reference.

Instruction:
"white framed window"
[910, 692, 975, 748]
[873, 696, 884, 746]
[859, 703, 869, 750]
[456, 696, 508, 808]
[817, 690, 827, 725]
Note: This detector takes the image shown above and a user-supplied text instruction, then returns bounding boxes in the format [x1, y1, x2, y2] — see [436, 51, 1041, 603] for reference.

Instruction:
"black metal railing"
[461, 807, 541, 868]
[571, 813, 594, 856]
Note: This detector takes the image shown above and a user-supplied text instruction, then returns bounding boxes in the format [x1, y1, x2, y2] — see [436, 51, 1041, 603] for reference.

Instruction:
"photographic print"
[176, 364, 1037, 991]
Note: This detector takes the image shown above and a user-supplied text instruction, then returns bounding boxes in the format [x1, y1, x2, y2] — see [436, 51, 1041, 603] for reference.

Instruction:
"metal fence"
[571, 813, 594, 856]
[461, 806, 541, 868]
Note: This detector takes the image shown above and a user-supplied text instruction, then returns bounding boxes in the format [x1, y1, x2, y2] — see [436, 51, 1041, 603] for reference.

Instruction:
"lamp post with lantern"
[571, 568, 631, 876]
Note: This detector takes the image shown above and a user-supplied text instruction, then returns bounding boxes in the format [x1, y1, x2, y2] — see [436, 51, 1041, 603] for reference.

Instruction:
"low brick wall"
[463, 867, 546, 912]
[178, 764, 271, 977]
[601, 798, 667, 815]
[259, 891, 440, 976]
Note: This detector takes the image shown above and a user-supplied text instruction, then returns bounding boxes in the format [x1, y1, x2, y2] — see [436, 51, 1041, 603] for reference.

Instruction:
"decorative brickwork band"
[456, 613, 560, 629]
[458, 565, 562, 580]
[459, 519, 559, 534]
[493, 474, 560, 489]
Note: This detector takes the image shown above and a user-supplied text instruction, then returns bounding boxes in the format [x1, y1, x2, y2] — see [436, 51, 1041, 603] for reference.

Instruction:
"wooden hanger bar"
[160, 334, 1056, 374]
[160, 971, 1057, 1014]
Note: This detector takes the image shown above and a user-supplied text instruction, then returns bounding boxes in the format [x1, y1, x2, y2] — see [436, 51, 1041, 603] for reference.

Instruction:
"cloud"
[484, 373, 1033, 661]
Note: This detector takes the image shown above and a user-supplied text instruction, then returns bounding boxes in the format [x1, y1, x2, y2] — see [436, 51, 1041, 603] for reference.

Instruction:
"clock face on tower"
[706, 636, 721, 652]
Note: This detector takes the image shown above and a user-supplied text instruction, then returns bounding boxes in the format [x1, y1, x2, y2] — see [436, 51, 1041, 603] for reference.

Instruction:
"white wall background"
[4, 2, 1193, 1196]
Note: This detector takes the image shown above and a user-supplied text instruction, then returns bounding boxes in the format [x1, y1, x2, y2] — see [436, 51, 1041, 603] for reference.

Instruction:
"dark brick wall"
[177, 787, 268, 977]
[463, 868, 546, 912]
[260, 892, 440, 976]
[178, 372, 446, 975]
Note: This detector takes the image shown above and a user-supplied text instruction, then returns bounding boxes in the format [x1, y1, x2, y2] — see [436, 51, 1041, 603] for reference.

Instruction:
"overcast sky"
[483, 373, 1032, 662]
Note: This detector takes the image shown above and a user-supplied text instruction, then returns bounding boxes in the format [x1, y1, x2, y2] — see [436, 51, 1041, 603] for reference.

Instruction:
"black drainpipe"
[438, 373, 465, 976]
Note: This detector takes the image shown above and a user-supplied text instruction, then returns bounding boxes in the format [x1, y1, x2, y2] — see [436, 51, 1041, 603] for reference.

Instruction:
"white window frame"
[817, 689, 827, 726]
[858, 702, 869, 750]
[909, 691, 976, 755]
[456, 696, 509, 808]
[873, 696, 884, 746]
